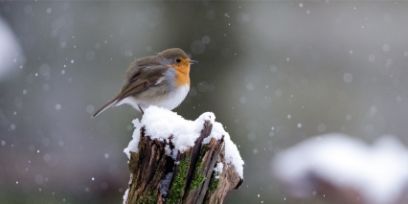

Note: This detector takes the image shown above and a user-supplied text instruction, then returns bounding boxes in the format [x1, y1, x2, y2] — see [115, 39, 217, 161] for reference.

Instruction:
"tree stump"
[122, 107, 243, 204]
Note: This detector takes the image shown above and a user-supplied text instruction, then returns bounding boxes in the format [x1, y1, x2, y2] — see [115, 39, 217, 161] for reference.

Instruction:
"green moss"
[208, 167, 221, 192]
[190, 146, 208, 189]
[191, 171, 205, 189]
[208, 177, 219, 192]
[138, 190, 157, 204]
[167, 157, 190, 204]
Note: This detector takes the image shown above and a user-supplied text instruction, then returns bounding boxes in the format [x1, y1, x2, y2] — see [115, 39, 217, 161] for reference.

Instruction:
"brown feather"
[92, 65, 168, 118]
[91, 96, 119, 118]
[126, 56, 159, 81]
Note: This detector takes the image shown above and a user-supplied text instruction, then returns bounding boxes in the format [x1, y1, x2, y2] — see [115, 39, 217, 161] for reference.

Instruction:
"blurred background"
[1, 1, 408, 204]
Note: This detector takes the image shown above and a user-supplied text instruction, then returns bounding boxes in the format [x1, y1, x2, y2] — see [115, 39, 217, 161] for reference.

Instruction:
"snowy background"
[1, 1, 408, 204]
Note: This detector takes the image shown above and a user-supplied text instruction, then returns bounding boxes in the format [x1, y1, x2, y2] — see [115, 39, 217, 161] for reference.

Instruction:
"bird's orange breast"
[174, 62, 190, 86]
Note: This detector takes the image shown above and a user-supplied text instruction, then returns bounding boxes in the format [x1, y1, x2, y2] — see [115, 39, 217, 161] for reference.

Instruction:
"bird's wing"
[125, 56, 160, 81]
[119, 64, 169, 99]
[92, 65, 169, 118]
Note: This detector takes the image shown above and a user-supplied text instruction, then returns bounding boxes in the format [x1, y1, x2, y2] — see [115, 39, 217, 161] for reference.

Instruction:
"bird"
[92, 48, 196, 118]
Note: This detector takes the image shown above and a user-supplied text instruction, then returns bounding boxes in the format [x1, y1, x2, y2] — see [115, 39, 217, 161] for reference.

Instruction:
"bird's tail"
[92, 97, 118, 118]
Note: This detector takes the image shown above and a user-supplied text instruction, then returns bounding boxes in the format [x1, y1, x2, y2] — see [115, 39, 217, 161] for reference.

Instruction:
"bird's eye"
[176, 58, 181, 63]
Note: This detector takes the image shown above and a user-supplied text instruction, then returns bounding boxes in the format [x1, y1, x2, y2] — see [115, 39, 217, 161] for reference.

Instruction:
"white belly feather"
[117, 85, 190, 112]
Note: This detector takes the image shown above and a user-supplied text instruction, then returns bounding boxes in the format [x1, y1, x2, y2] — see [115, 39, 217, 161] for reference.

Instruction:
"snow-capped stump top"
[124, 106, 244, 178]
[122, 106, 244, 204]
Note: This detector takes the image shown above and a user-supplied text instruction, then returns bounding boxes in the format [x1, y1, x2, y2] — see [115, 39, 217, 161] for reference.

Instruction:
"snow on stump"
[123, 106, 244, 204]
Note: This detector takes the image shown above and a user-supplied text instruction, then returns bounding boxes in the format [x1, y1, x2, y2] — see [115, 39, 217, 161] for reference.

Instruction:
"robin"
[92, 48, 196, 118]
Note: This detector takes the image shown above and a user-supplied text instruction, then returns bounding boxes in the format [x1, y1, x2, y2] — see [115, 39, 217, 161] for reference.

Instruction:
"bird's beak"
[189, 59, 198, 64]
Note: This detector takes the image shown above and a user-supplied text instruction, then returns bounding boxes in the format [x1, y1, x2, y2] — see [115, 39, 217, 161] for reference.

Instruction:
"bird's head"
[158, 48, 197, 72]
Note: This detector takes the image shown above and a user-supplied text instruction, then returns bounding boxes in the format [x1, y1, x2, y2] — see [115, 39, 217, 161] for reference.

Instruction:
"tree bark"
[124, 119, 242, 204]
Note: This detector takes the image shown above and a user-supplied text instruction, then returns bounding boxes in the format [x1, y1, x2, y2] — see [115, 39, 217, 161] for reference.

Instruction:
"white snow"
[123, 106, 244, 178]
[122, 188, 129, 204]
[123, 119, 141, 158]
[273, 134, 408, 204]
[214, 162, 224, 179]
[0, 18, 23, 80]
[211, 121, 244, 178]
